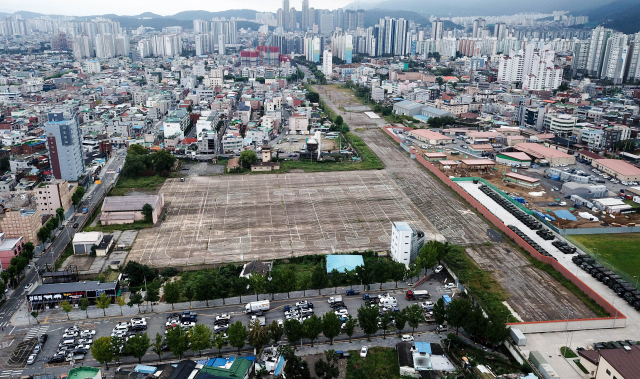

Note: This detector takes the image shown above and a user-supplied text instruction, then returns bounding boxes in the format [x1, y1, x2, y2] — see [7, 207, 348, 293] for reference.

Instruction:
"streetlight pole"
[612, 293, 618, 328]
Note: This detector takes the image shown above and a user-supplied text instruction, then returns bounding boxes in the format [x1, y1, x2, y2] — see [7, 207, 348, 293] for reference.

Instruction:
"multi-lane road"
[0, 150, 127, 329]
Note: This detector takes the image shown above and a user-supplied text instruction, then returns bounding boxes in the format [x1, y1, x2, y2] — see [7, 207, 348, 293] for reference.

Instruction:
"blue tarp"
[326, 255, 365, 273]
[414, 342, 432, 354]
[442, 295, 452, 304]
[274, 356, 285, 376]
[134, 365, 157, 374]
[533, 211, 555, 221]
[207, 358, 228, 367]
[553, 210, 577, 221]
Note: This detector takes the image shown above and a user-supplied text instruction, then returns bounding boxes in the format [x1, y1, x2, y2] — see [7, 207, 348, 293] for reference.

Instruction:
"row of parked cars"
[572, 254, 640, 311]
[479, 184, 541, 230]
[26, 334, 48, 365]
[283, 301, 315, 323]
[47, 326, 96, 364]
[593, 340, 638, 350]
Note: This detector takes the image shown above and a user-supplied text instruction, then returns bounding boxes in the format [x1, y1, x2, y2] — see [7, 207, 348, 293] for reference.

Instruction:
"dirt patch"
[63, 255, 95, 271]
[304, 351, 347, 379]
[465, 245, 598, 322]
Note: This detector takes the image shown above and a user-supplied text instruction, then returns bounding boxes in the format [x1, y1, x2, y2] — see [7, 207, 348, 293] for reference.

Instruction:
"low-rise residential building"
[35, 179, 74, 216]
[100, 194, 165, 225]
[72, 231, 114, 256]
[0, 208, 43, 244]
[0, 233, 24, 270]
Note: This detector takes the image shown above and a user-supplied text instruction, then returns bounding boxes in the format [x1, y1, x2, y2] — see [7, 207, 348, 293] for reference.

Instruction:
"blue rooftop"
[326, 255, 364, 273]
[414, 342, 432, 354]
[393, 222, 411, 231]
[553, 210, 578, 221]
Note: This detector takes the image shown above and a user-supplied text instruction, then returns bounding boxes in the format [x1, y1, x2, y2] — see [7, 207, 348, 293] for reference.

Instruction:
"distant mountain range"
[343, 0, 616, 16]
[584, 0, 640, 34]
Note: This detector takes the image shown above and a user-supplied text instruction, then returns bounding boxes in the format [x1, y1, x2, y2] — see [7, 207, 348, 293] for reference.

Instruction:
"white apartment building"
[390, 222, 425, 267]
[322, 50, 333, 77]
[545, 114, 577, 137]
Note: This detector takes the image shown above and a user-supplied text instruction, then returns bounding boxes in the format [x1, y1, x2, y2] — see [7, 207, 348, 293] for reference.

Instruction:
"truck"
[245, 300, 270, 314]
[180, 311, 197, 322]
[328, 295, 343, 304]
[345, 289, 360, 296]
[362, 294, 379, 303]
[250, 315, 266, 327]
[405, 290, 430, 301]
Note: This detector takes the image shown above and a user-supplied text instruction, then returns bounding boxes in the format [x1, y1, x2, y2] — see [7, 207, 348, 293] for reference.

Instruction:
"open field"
[127, 170, 445, 268]
[570, 233, 640, 278]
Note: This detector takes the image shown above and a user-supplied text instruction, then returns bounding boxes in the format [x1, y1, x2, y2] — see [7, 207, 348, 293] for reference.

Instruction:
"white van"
[378, 296, 397, 307]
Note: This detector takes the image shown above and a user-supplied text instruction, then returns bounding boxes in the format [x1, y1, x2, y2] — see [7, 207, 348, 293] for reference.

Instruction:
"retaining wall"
[382, 127, 626, 330]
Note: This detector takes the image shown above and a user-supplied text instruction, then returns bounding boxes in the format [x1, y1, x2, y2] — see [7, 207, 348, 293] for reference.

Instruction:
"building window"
[606, 369, 611, 375]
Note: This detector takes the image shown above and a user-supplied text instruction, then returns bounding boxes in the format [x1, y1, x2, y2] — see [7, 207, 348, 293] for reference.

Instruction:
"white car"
[80, 330, 96, 338]
[401, 335, 414, 342]
[62, 332, 78, 339]
[334, 309, 349, 317]
[434, 265, 443, 273]
[111, 330, 127, 338]
[444, 283, 456, 289]
[360, 346, 368, 358]
[114, 322, 130, 329]
[295, 301, 309, 307]
[420, 301, 434, 309]
[181, 321, 196, 328]
[27, 354, 37, 365]
[131, 317, 147, 325]
[216, 314, 231, 321]
[24, 283, 33, 290]
[77, 338, 92, 345]
[559, 202, 567, 206]
[64, 327, 79, 334]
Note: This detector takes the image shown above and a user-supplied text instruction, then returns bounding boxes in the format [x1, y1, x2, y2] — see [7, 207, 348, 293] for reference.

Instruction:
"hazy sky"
[2, 0, 359, 16]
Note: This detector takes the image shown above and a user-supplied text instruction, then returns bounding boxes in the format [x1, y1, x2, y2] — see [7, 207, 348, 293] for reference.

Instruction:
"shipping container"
[510, 327, 527, 346]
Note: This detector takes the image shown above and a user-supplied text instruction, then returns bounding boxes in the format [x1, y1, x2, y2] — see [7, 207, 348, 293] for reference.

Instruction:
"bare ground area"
[126, 171, 445, 268]
[466, 246, 598, 321]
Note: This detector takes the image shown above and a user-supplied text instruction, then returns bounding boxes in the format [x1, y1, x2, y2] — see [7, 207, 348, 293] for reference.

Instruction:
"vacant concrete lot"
[466, 245, 598, 321]
[127, 170, 445, 268]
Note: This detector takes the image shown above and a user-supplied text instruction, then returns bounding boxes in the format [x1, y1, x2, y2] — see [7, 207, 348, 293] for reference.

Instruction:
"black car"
[39, 334, 48, 344]
[130, 325, 147, 331]
[48, 355, 65, 363]
[74, 348, 89, 355]
[73, 223, 79, 228]
[214, 319, 230, 326]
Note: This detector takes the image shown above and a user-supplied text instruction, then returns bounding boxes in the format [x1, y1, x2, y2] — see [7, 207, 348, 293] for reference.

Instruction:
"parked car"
[27, 354, 37, 365]
[401, 335, 414, 342]
[345, 289, 360, 296]
[24, 283, 33, 290]
[434, 265, 443, 273]
[360, 346, 368, 358]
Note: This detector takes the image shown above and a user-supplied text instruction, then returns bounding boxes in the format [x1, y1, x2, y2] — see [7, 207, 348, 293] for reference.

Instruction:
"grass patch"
[573, 359, 589, 374]
[82, 204, 102, 231]
[109, 175, 167, 196]
[561, 346, 578, 358]
[84, 221, 153, 233]
[443, 245, 515, 321]
[54, 243, 74, 270]
[278, 132, 383, 173]
[623, 199, 640, 208]
[570, 233, 640, 279]
[346, 347, 401, 379]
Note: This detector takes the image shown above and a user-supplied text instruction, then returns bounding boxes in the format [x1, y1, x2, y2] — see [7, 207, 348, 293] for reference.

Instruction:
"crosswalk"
[0, 321, 9, 329]
[23, 325, 49, 341]
[0, 370, 22, 378]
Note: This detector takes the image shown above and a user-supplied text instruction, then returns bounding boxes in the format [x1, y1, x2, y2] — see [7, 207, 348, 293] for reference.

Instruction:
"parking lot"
[127, 171, 444, 268]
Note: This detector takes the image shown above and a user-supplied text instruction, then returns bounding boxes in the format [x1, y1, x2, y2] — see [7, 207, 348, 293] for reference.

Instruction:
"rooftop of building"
[326, 255, 365, 274]
[30, 280, 116, 296]
[594, 159, 640, 175]
[102, 194, 162, 213]
[514, 143, 573, 159]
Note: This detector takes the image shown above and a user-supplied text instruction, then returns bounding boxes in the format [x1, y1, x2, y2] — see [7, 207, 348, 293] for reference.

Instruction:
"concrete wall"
[383, 127, 626, 330]
[560, 225, 640, 235]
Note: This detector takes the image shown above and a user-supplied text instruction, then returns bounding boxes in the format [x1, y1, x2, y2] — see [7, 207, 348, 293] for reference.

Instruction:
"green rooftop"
[198, 358, 253, 379]
[67, 367, 101, 379]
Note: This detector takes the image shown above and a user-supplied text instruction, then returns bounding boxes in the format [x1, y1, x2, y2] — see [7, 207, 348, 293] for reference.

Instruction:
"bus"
[620, 152, 640, 164]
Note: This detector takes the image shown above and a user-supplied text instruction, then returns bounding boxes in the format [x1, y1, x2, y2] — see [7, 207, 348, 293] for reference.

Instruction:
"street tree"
[418, 242, 439, 274]
[212, 332, 226, 355]
[163, 281, 181, 310]
[145, 287, 160, 311]
[248, 273, 266, 301]
[322, 311, 342, 345]
[406, 304, 423, 336]
[91, 336, 113, 369]
[96, 292, 111, 316]
[190, 324, 213, 356]
[303, 314, 323, 347]
[433, 298, 447, 325]
[124, 333, 150, 364]
[165, 326, 189, 359]
[248, 319, 270, 353]
[314, 356, 340, 379]
[342, 315, 358, 343]
[128, 293, 143, 313]
[486, 319, 510, 348]
[80, 298, 90, 317]
[284, 318, 304, 348]
[0, 281, 5, 299]
[195, 274, 215, 306]
[56, 207, 65, 221]
[182, 283, 194, 306]
[284, 355, 311, 379]
[141, 203, 154, 223]
[151, 149, 176, 173]
[311, 263, 329, 294]
[30, 311, 39, 323]
[390, 261, 408, 288]
[379, 312, 392, 339]
[151, 333, 164, 362]
[228, 321, 248, 353]
[298, 274, 312, 297]
[115, 295, 126, 315]
[60, 301, 72, 320]
[465, 305, 489, 342]
[357, 305, 379, 341]
[447, 298, 471, 334]
[395, 308, 407, 336]
[268, 320, 284, 343]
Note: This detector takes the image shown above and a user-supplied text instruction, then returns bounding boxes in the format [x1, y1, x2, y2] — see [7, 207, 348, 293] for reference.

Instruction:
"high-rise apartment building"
[356, 10, 365, 29]
[494, 23, 507, 41]
[601, 32, 629, 84]
[302, 0, 309, 30]
[498, 44, 562, 91]
[323, 49, 333, 76]
[320, 13, 334, 35]
[586, 26, 612, 77]
[289, 7, 297, 30]
[282, 0, 290, 31]
[44, 107, 85, 182]
[431, 19, 444, 40]
[472, 18, 486, 39]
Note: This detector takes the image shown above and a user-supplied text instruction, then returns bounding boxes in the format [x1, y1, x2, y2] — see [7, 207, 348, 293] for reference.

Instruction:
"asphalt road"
[0, 150, 127, 328]
[22, 279, 453, 374]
